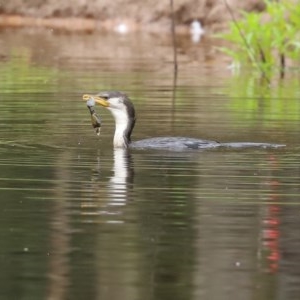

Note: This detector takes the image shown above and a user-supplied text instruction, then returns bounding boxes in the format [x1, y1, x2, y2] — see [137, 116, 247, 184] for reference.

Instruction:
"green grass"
[217, 0, 300, 78]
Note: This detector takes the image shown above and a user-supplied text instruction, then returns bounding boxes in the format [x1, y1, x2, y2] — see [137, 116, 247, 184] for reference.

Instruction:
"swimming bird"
[82, 91, 284, 150]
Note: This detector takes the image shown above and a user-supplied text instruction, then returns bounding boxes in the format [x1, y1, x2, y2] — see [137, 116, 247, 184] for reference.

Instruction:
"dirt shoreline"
[0, 0, 265, 34]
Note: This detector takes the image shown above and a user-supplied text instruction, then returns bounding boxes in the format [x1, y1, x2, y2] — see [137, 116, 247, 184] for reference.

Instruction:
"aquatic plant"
[217, 0, 300, 78]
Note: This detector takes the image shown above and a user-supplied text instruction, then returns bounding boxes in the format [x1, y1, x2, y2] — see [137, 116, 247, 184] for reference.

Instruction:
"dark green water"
[0, 29, 300, 300]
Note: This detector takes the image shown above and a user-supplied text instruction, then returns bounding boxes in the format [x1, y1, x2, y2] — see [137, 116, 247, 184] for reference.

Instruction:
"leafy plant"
[217, 0, 300, 78]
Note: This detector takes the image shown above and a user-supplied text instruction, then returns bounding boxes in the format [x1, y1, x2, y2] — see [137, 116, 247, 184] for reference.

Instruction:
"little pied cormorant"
[82, 91, 285, 150]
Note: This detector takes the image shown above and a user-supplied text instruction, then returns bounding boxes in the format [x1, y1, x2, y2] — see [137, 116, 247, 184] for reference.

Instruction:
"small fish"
[86, 97, 101, 136]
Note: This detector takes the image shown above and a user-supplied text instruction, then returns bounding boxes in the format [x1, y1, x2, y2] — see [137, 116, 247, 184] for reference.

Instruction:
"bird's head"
[83, 91, 136, 148]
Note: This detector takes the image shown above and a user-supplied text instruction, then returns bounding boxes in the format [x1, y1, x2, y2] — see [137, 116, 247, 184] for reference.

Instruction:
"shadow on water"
[0, 29, 300, 300]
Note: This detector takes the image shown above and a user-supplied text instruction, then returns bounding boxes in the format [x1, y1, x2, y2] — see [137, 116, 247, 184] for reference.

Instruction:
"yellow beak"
[82, 94, 110, 107]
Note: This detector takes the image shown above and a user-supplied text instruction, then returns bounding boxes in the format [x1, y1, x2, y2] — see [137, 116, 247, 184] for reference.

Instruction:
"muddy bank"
[0, 0, 265, 33]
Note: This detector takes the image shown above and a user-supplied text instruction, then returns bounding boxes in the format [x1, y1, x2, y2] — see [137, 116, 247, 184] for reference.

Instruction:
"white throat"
[109, 108, 129, 148]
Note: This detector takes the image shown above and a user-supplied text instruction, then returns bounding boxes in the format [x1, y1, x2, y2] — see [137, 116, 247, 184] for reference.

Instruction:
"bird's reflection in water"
[103, 148, 134, 224]
[109, 149, 133, 199]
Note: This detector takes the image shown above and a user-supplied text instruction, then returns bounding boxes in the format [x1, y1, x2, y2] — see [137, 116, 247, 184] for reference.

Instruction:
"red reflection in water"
[262, 155, 281, 273]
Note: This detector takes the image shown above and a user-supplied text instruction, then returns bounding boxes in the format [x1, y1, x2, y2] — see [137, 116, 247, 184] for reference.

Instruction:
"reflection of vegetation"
[226, 73, 300, 125]
[217, 0, 300, 77]
[0, 52, 70, 144]
[0, 50, 60, 93]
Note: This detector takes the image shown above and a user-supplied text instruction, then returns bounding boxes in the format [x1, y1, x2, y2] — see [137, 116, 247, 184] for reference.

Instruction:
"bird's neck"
[114, 118, 130, 148]
[109, 107, 135, 149]
[109, 108, 132, 148]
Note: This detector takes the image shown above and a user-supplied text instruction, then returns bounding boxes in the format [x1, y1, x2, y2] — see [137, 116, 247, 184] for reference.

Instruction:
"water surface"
[0, 29, 300, 300]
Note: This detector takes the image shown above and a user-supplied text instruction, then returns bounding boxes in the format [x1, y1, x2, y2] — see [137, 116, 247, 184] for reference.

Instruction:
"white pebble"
[190, 20, 205, 43]
[115, 23, 128, 34]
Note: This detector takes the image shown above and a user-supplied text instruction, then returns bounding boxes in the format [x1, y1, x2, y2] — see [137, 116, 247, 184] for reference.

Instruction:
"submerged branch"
[170, 0, 178, 74]
[170, 0, 178, 129]
[280, 53, 285, 79]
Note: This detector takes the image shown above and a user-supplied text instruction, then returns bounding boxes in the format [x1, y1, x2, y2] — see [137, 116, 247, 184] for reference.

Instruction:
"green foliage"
[217, 0, 300, 76]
